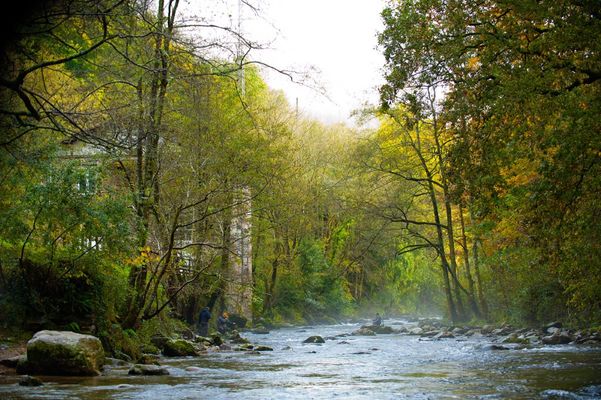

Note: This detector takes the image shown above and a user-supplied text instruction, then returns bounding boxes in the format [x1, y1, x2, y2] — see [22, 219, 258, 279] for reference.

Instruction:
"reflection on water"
[1, 319, 600, 399]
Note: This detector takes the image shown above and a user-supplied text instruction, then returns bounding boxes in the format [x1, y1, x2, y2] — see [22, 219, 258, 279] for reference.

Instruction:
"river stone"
[210, 334, 223, 346]
[236, 343, 254, 351]
[433, 331, 455, 339]
[543, 321, 563, 332]
[352, 327, 376, 336]
[502, 335, 530, 345]
[452, 327, 467, 335]
[542, 331, 573, 345]
[408, 327, 424, 335]
[485, 344, 510, 351]
[370, 325, 396, 334]
[0, 355, 21, 368]
[24, 330, 105, 376]
[162, 339, 197, 356]
[128, 364, 169, 375]
[303, 336, 325, 344]
[229, 331, 250, 344]
[137, 354, 160, 365]
[255, 345, 273, 351]
[19, 375, 43, 386]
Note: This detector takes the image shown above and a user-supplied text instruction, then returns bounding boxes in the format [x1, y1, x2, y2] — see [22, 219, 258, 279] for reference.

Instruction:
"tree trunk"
[225, 186, 253, 322]
[459, 203, 481, 318]
[469, 208, 489, 320]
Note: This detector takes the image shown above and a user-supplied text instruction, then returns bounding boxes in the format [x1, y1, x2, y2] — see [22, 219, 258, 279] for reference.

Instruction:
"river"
[1, 318, 600, 399]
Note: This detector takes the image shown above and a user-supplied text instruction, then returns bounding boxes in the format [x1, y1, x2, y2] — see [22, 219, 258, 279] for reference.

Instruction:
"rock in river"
[19, 375, 43, 386]
[303, 336, 325, 344]
[19, 330, 105, 376]
[352, 327, 376, 336]
[542, 331, 573, 345]
[128, 364, 170, 376]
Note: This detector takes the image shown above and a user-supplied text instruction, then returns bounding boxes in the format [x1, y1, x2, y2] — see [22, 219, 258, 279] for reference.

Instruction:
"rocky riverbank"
[2, 318, 600, 384]
[0, 328, 274, 382]
[345, 319, 601, 348]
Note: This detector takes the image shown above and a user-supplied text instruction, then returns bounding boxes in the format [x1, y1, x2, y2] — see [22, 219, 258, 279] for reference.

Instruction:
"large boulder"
[162, 339, 197, 357]
[24, 330, 105, 376]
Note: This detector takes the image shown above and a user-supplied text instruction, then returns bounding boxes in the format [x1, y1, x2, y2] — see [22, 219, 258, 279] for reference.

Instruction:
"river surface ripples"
[1, 319, 600, 399]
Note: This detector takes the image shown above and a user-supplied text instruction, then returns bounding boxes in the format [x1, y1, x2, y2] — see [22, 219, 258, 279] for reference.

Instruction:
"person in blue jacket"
[198, 306, 211, 337]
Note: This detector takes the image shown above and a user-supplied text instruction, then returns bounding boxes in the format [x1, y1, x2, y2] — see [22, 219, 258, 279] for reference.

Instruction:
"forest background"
[0, 0, 599, 357]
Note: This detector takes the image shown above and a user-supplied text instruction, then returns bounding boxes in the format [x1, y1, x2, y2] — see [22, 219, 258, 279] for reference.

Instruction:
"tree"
[378, 0, 601, 325]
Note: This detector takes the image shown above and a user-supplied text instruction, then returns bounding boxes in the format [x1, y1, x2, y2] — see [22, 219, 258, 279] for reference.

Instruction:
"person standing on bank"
[198, 306, 211, 337]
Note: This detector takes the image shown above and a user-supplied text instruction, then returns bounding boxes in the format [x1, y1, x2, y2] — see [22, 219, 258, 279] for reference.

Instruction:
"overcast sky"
[184, 0, 386, 127]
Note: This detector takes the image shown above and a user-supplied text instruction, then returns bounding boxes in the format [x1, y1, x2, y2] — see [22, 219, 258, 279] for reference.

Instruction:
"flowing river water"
[1, 318, 600, 399]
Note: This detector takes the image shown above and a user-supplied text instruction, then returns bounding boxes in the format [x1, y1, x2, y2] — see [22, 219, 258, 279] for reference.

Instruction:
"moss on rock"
[24, 330, 105, 376]
[162, 339, 197, 357]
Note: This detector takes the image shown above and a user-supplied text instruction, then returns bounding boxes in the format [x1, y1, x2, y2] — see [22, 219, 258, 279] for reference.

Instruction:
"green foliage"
[0, 144, 133, 328]
[378, 0, 601, 326]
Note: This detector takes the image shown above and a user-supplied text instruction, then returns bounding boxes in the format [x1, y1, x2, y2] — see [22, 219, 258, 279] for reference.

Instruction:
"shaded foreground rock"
[0, 356, 20, 368]
[21, 330, 105, 376]
[19, 375, 43, 386]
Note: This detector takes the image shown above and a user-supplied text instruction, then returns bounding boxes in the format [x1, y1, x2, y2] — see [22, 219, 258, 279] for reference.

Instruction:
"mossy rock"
[254, 345, 273, 351]
[139, 343, 160, 355]
[137, 353, 160, 365]
[229, 331, 250, 344]
[503, 335, 530, 345]
[24, 330, 105, 376]
[210, 334, 223, 346]
[150, 334, 170, 350]
[162, 339, 197, 357]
